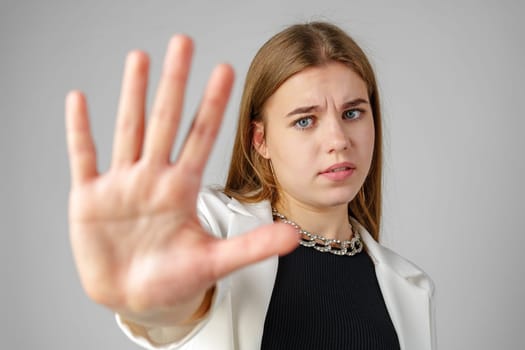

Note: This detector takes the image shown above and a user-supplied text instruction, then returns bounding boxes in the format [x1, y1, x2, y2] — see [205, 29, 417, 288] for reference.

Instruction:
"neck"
[274, 198, 353, 241]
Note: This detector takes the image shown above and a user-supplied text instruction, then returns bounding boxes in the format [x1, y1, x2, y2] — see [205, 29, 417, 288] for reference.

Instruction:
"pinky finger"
[65, 91, 98, 187]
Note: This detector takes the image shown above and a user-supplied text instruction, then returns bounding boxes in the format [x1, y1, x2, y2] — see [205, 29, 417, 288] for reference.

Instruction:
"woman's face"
[254, 62, 375, 210]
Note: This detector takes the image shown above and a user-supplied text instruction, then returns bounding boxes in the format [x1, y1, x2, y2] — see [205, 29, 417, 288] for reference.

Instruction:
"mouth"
[318, 163, 356, 181]
[320, 162, 356, 174]
[325, 166, 352, 173]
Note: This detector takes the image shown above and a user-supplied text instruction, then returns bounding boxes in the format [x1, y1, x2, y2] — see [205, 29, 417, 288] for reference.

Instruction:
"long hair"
[224, 22, 383, 241]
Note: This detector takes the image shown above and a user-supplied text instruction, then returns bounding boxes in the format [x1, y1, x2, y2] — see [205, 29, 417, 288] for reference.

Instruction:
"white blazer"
[118, 187, 437, 350]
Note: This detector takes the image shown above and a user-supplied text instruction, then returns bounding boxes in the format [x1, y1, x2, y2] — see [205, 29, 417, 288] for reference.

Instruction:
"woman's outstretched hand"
[65, 35, 298, 327]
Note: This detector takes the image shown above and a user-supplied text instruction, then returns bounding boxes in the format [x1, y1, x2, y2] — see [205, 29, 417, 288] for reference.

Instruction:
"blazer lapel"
[225, 198, 278, 349]
[358, 223, 435, 350]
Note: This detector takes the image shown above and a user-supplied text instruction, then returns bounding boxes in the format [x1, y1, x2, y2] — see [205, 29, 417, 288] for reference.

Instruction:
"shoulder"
[353, 219, 435, 295]
[197, 186, 267, 215]
[197, 185, 231, 210]
[196, 186, 272, 237]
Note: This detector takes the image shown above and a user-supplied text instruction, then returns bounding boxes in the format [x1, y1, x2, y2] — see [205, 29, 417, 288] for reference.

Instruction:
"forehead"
[265, 62, 368, 111]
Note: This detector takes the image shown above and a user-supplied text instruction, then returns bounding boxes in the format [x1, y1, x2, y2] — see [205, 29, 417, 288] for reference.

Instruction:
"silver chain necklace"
[272, 208, 364, 256]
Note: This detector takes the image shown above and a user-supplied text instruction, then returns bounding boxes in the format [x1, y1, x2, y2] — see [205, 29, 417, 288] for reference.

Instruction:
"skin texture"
[253, 62, 375, 241]
[65, 35, 299, 327]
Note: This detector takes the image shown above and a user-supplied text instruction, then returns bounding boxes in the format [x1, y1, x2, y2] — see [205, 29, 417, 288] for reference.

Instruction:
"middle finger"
[143, 35, 193, 164]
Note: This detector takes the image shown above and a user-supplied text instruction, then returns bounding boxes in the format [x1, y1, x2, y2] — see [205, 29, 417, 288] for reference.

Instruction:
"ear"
[252, 121, 270, 159]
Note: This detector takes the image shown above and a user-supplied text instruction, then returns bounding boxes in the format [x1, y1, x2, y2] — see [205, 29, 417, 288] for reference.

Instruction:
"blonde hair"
[224, 22, 383, 241]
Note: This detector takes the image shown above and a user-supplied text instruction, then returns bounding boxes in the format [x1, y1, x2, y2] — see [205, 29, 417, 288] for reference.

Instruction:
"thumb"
[208, 223, 299, 280]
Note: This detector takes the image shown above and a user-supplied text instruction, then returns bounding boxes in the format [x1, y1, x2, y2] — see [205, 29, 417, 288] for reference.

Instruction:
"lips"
[320, 162, 356, 174]
[326, 166, 351, 173]
[318, 162, 356, 181]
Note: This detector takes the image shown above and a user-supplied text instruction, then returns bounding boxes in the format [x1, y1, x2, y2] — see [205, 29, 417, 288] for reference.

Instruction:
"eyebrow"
[285, 98, 370, 117]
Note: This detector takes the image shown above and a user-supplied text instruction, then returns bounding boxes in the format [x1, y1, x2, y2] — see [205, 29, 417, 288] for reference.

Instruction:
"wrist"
[118, 285, 216, 328]
[180, 285, 215, 325]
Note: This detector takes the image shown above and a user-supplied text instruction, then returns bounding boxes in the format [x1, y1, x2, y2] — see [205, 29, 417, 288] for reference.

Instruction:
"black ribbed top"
[260, 245, 400, 350]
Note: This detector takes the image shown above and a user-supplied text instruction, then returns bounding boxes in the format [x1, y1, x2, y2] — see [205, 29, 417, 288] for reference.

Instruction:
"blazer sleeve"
[115, 187, 231, 349]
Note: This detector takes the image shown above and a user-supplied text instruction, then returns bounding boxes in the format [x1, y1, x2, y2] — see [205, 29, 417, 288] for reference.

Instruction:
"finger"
[176, 64, 234, 176]
[143, 35, 193, 164]
[65, 91, 98, 187]
[111, 51, 149, 168]
[209, 223, 299, 280]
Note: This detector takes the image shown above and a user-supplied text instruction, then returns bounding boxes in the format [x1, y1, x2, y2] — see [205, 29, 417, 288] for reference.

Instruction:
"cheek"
[268, 133, 317, 177]
[363, 125, 375, 149]
[347, 120, 375, 165]
[359, 122, 376, 164]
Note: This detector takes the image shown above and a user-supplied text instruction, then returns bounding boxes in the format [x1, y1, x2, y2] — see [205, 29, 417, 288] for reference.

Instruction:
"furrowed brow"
[342, 98, 369, 108]
[285, 105, 318, 117]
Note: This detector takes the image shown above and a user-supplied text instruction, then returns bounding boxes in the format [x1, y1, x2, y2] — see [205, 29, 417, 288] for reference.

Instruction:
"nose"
[325, 117, 350, 153]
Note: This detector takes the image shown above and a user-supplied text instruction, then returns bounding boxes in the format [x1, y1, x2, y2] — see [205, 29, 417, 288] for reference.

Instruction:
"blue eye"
[294, 117, 314, 129]
[343, 109, 361, 120]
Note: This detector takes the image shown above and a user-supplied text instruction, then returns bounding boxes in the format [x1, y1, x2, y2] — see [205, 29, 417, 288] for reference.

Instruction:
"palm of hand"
[65, 36, 297, 324]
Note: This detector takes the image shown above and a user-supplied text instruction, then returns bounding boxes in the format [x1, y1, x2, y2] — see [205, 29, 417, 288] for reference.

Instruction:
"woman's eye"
[294, 117, 314, 129]
[343, 109, 361, 120]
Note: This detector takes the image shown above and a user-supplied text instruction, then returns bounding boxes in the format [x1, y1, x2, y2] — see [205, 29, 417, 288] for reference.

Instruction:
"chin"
[320, 188, 358, 207]
[321, 192, 356, 207]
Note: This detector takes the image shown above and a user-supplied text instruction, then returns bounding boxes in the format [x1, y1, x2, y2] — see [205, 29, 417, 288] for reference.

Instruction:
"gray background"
[1, 0, 524, 349]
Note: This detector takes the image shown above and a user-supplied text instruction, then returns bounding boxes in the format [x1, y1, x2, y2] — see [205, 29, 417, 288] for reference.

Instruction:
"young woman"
[65, 22, 436, 349]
